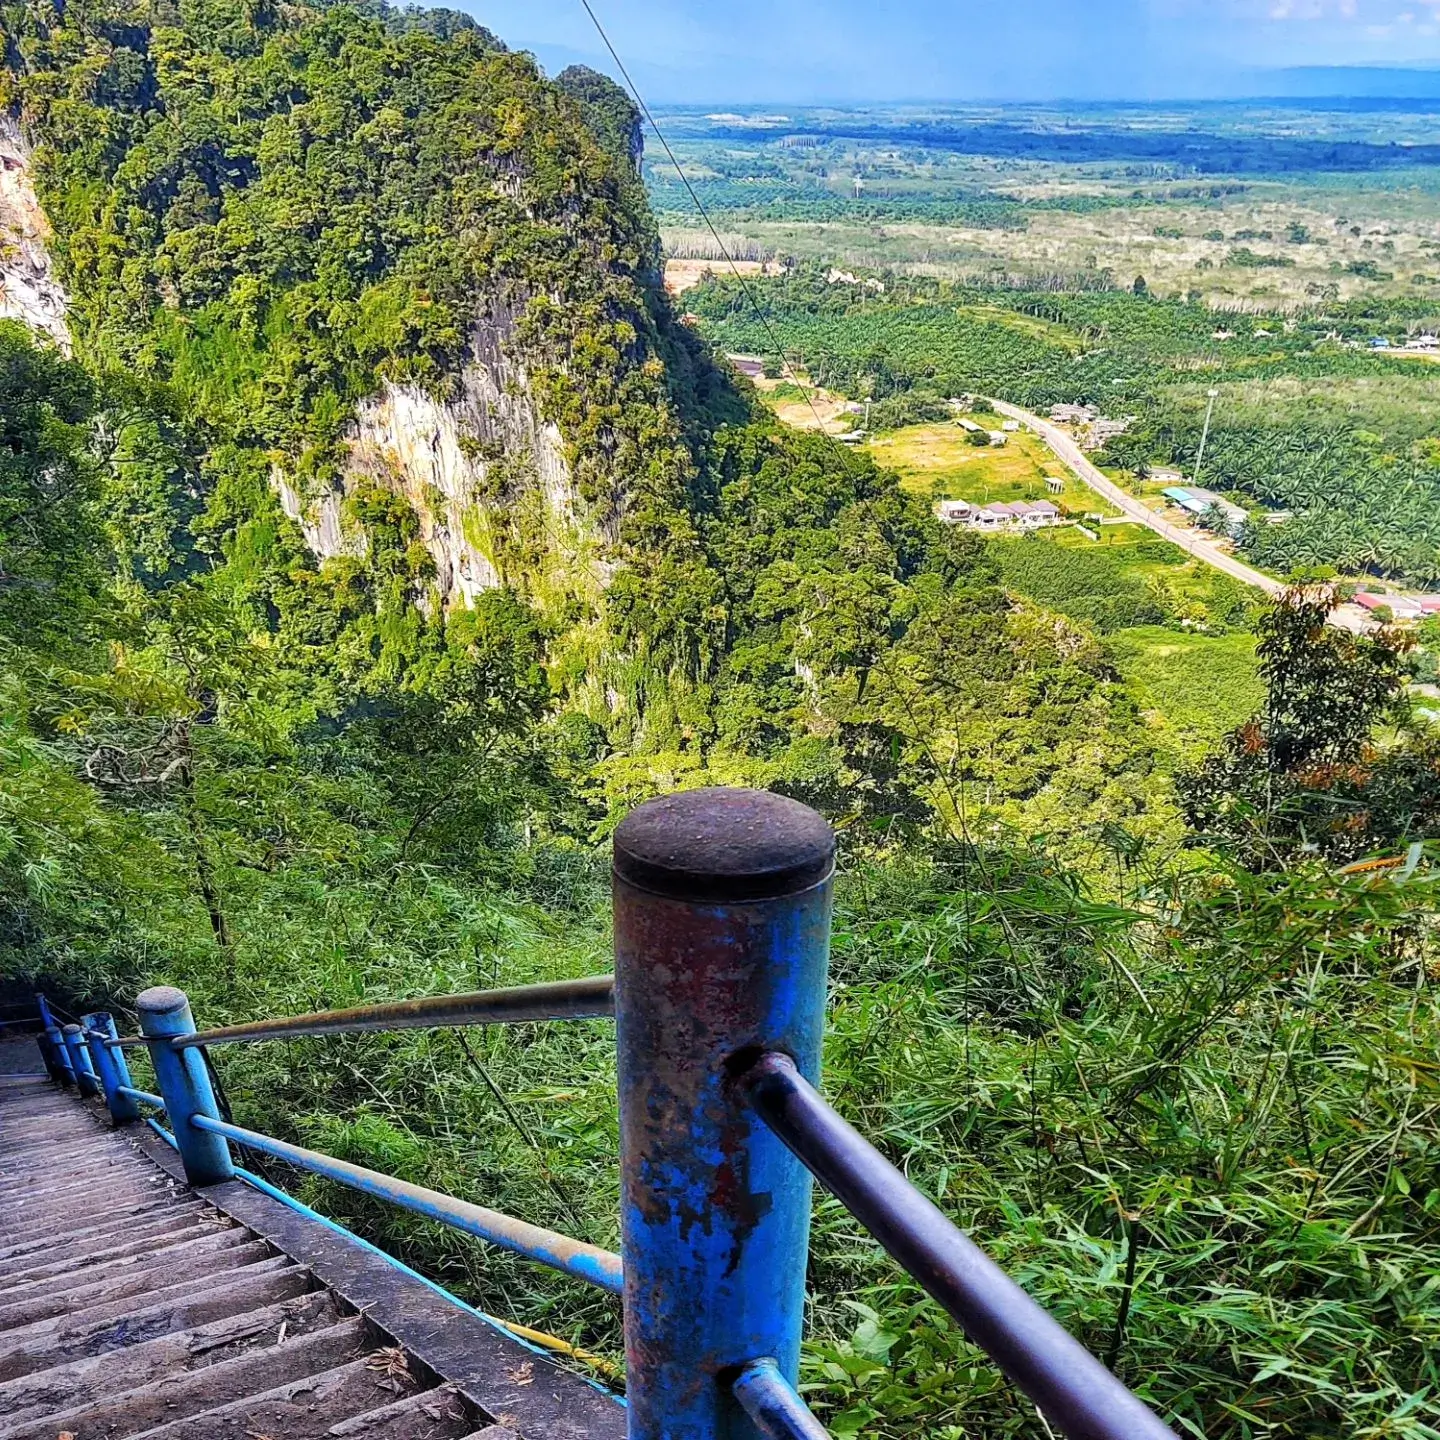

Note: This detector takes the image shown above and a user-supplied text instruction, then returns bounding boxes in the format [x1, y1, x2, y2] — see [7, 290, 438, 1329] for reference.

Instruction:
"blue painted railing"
[32, 787, 1181, 1440]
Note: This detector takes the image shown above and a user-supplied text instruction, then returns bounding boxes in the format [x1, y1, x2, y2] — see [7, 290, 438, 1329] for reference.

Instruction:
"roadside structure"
[938, 498, 1061, 531]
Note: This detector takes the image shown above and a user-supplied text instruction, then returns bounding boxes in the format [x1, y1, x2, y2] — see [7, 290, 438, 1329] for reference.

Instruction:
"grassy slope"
[1107, 626, 1262, 752]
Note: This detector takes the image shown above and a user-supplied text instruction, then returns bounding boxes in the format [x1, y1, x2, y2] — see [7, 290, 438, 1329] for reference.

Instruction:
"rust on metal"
[613, 787, 836, 1439]
[171, 976, 616, 1049]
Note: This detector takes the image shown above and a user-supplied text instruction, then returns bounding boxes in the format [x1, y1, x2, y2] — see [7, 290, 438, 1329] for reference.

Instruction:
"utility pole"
[1194, 387, 1219, 486]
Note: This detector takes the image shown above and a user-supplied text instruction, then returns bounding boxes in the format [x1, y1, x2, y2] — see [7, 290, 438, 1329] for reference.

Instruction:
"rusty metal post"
[137, 986, 234, 1186]
[613, 787, 835, 1440]
[61, 1023, 100, 1098]
[84, 1012, 140, 1124]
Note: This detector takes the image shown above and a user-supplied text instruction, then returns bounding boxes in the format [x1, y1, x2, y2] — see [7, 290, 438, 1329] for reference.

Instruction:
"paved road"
[992, 400, 1287, 597]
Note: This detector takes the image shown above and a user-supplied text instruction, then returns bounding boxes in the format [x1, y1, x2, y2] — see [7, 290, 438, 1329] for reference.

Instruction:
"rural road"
[992, 400, 1287, 597]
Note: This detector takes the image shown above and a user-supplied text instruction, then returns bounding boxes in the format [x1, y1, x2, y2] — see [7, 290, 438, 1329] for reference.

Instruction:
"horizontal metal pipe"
[169, 976, 616, 1049]
[118, 1085, 166, 1109]
[189, 1114, 624, 1295]
[732, 1359, 831, 1440]
[741, 1053, 1179, 1440]
[147, 1116, 178, 1149]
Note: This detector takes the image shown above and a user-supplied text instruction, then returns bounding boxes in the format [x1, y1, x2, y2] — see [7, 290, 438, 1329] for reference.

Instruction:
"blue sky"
[461, 0, 1440, 102]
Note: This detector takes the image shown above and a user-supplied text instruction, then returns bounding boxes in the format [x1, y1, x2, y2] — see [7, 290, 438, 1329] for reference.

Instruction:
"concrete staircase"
[0, 1041, 624, 1440]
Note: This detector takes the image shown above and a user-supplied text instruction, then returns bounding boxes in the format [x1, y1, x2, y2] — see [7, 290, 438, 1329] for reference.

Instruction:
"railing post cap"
[61, 1022, 81, 1035]
[614, 787, 834, 901]
[136, 985, 190, 1016]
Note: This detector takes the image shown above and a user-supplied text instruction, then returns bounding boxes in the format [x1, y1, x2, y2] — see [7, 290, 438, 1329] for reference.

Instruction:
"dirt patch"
[664, 258, 780, 295]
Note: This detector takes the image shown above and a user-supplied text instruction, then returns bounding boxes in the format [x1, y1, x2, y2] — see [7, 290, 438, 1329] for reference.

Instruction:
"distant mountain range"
[1252, 66, 1440, 102]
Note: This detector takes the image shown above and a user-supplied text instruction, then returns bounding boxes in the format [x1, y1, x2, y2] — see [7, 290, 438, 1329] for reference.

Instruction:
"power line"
[574, 0, 844, 444]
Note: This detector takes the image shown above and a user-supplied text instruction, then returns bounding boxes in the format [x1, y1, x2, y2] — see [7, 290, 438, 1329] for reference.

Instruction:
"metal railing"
[33, 786, 1182, 1440]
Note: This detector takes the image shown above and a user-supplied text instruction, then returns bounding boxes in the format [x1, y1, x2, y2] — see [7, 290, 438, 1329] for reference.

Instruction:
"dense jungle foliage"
[3, 7, 1440, 1439]
[689, 268, 1440, 584]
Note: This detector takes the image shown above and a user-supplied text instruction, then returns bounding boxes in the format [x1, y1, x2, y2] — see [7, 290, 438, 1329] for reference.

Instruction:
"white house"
[971, 500, 1061, 531]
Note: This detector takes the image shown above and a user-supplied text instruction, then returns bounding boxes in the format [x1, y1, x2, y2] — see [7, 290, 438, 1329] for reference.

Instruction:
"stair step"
[0, 1136, 138, 1169]
[0, 1205, 207, 1273]
[128, 1354, 428, 1440]
[3, 1315, 369, 1439]
[0, 1178, 172, 1216]
[0, 1264, 312, 1382]
[0, 1165, 161, 1202]
[0, 1292, 347, 1427]
[0, 1255, 296, 1350]
[0, 1226, 254, 1306]
[0, 1238, 274, 1332]
[0, 1214, 222, 1286]
[0, 1185, 179, 1235]
[323, 1383, 477, 1440]
[0, 1146, 162, 1180]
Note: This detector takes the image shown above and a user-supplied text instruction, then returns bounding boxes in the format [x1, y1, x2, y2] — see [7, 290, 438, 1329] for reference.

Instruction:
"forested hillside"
[2, 6, 1440, 1437]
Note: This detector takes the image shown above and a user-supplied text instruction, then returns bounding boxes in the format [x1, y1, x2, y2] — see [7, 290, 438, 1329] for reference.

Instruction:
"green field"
[868, 419, 1119, 512]
[1107, 626, 1263, 751]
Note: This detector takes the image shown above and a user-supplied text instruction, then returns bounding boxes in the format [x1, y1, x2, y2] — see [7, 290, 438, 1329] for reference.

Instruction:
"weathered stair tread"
[0, 1225, 254, 1304]
[3, 1315, 370, 1439]
[0, 1215, 226, 1285]
[0, 1265, 313, 1381]
[0, 1206, 208, 1269]
[0, 1292, 348, 1427]
[0, 1254, 298, 1349]
[0, 1175, 172, 1209]
[0, 1046, 626, 1439]
[0, 1193, 188, 1245]
[323, 1383, 478, 1439]
[0, 1237, 276, 1331]
[127, 1355, 425, 1439]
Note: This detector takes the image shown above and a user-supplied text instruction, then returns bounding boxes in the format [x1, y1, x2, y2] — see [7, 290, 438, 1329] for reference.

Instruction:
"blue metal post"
[32, 1020, 64, 1085]
[37, 993, 73, 1085]
[136, 986, 234, 1186]
[34, 1032, 57, 1081]
[83, 1012, 140, 1124]
[61, 1023, 100, 1098]
[612, 788, 835, 1440]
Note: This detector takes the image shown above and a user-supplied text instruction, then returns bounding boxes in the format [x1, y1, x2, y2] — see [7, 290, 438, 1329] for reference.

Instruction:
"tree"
[0, 323, 103, 652]
[1132, 274, 1149, 296]
[1180, 585, 1435, 863]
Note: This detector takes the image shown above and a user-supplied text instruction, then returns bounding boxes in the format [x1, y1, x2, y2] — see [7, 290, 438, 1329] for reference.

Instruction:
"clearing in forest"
[867, 420, 1118, 513]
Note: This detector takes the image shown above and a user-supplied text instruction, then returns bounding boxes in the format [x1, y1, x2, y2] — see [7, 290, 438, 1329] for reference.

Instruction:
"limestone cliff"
[0, 117, 69, 353]
[0, 123, 604, 616]
[275, 304, 608, 614]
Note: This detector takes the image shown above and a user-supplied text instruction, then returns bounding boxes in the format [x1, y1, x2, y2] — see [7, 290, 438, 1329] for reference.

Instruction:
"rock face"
[0, 118, 70, 353]
[276, 306, 602, 612]
[0, 123, 600, 616]
[0, 122, 596, 613]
